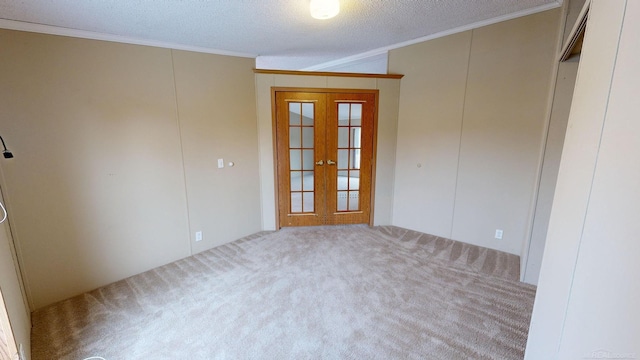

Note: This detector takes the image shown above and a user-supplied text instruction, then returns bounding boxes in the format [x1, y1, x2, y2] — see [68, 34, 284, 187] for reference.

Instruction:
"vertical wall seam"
[449, 30, 474, 239]
[169, 50, 194, 256]
[557, 0, 627, 353]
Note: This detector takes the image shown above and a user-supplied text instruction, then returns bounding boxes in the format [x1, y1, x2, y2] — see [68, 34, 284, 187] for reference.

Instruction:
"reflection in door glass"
[336, 103, 362, 212]
[289, 102, 315, 213]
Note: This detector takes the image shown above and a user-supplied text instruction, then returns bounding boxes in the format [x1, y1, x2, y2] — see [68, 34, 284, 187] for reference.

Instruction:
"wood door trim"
[271, 87, 379, 228]
[255, 69, 404, 79]
[369, 92, 380, 227]
[273, 87, 379, 95]
[271, 87, 281, 229]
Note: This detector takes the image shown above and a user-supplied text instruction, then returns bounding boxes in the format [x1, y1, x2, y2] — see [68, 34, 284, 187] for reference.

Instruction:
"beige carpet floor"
[31, 225, 536, 360]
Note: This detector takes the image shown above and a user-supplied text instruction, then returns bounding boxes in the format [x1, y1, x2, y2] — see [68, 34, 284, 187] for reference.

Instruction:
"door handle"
[326, 160, 336, 165]
[315, 160, 324, 166]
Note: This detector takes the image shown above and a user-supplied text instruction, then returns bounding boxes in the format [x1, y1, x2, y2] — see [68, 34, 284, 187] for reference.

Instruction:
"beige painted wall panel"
[388, 32, 471, 238]
[0, 191, 30, 359]
[558, 3, 640, 357]
[255, 74, 400, 229]
[255, 74, 278, 230]
[172, 51, 262, 253]
[326, 77, 376, 90]
[525, 1, 627, 358]
[524, 61, 579, 284]
[274, 75, 327, 88]
[452, 10, 560, 254]
[372, 78, 400, 225]
[0, 30, 191, 309]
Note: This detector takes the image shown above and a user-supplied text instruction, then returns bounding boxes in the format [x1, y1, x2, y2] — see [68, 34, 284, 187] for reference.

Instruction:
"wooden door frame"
[271, 87, 380, 229]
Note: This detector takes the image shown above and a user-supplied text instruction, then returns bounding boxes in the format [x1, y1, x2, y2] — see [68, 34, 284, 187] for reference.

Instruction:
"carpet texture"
[31, 225, 536, 359]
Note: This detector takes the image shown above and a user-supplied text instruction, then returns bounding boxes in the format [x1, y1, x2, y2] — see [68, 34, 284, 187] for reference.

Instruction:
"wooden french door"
[274, 89, 377, 227]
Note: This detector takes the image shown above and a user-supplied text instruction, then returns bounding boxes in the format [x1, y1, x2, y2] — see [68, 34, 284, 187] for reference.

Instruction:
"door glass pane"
[289, 103, 301, 125]
[302, 103, 314, 125]
[350, 149, 360, 169]
[350, 128, 361, 148]
[290, 150, 301, 170]
[338, 127, 349, 148]
[288, 102, 315, 214]
[350, 104, 362, 126]
[302, 127, 314, 148]
[349, 170, 360, 190]
[302, 150, 314, 170]
[348, 191, 359, 211]
[291, 171, 302, 191]
[291, 193, 302, 213]
[337, 170, 348, 190]
[337, 149, 348, 169]
[337, 191, 348, 211]
[303, 192, 314, 212]
[338, 103, 350, 126]
[302, 171, 314, 191]
[290, 128, 301, 148]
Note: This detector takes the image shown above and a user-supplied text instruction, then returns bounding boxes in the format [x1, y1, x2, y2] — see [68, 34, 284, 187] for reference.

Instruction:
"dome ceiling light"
[310, 0, 340, 20]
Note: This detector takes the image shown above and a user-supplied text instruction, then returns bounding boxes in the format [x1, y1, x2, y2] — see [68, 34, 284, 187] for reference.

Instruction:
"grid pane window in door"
[289, 102, 314, 213]
[336, 103, 362, 212]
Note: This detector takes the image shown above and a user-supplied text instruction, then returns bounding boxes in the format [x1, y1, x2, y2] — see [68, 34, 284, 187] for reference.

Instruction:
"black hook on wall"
[0, 136, 13, 158]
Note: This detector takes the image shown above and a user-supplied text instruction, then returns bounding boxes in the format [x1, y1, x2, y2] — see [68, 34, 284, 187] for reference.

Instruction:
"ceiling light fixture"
[310, 0, 340, 20]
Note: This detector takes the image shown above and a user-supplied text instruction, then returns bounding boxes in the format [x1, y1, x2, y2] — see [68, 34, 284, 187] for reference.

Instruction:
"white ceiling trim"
[0, 18, 257, 58]
[303, 1, 563, 72]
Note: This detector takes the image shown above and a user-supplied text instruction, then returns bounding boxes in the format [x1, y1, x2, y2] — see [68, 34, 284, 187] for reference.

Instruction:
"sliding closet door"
[274, 89, 377, 228]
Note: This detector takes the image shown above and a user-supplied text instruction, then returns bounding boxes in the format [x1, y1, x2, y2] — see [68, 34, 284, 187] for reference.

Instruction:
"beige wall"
[526, 1, 640, 357]
[255, 74, 400, 229]
[172, 51, 262, 254]
[0, 30, 261, 309]
[523, 61, 578, 284]
[388, 32, 471, 239]
[389, 9, 561, 255]
[0, 191, 30, 359]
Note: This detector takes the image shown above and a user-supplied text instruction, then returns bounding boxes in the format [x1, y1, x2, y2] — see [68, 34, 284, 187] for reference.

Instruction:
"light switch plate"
[217, 159, 224, 168]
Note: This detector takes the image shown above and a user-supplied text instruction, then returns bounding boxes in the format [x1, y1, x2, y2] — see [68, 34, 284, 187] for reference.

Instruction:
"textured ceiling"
[0, 0, 561, 70]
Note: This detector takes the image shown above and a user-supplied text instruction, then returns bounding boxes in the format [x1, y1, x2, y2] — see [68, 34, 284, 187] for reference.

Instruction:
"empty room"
[0, 0, 638, 359]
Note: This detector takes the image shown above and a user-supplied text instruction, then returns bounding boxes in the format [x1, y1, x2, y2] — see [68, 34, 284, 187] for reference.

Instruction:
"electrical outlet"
[495, 229, 504, 240]
[195, 231, 203, 242]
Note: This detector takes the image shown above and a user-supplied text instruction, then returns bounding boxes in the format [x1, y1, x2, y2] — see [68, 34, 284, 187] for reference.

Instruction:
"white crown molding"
[303, 1, 562, 71]
[0, 19, 257, 58]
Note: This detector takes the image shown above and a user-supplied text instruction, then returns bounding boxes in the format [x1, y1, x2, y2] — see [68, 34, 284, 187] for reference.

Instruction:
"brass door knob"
[315, 160, 324, 166]
[327, 160, 336, 165]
